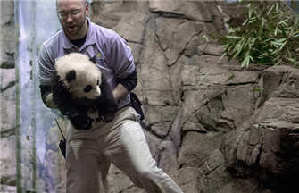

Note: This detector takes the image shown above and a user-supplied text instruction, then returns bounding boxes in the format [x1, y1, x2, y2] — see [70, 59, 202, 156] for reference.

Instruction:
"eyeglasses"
[57, 9, 82, 20]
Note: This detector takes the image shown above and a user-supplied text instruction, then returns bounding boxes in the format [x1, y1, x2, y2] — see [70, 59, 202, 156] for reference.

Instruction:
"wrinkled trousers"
[66, 106, 184, 193]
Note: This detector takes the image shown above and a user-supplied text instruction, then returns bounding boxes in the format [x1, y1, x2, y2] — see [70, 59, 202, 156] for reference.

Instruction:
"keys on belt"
[95, 113, 114, 123]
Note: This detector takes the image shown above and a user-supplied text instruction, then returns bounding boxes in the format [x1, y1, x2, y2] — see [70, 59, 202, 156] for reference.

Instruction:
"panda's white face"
[66, 69, 102, 99]
[55, 53, 102, 100]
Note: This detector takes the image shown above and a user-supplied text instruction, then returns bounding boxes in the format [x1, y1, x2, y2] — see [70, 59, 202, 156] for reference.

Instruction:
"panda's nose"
[84, 85, 92, 93]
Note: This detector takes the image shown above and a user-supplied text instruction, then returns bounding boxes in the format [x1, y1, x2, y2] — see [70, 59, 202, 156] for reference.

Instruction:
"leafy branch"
[221, 2, 299, 68]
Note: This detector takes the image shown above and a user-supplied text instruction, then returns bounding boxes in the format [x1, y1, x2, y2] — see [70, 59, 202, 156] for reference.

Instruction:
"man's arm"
[38, 44, 57, 108]
[112, 84, 129, 102]
[108, 35, 137, 101]
[113, 69, 137, 101]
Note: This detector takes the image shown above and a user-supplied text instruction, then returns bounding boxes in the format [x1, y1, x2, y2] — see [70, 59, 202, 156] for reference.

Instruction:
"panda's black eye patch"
[84, 85, 92, 93]
[56, 75, 61, 81]
[66, 70, 76, 83]
[96, 80, 99, 85]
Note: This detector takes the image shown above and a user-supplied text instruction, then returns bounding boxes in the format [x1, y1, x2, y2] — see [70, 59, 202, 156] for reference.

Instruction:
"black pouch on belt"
[130, 92, 145, 121]
[59, 138, 66, 159]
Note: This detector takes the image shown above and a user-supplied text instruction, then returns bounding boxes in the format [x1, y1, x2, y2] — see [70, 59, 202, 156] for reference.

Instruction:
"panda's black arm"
[40, 80, 92, 130]
[96, 75, 118, 114]
[39, 85, 52, 107]
[52, 81, 93, 130]
[51, 78, 80, 116]
[39, 83, 78, 116]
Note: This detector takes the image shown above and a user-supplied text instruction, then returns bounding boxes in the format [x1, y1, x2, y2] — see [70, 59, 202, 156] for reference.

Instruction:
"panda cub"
[55, 53, 102, 101]
[53, 53, 117, 130]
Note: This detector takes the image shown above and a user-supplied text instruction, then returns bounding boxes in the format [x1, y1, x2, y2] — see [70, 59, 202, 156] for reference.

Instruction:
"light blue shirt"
[38, 18, 135, 108]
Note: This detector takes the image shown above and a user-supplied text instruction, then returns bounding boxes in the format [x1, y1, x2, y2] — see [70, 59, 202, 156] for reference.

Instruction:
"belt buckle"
[104, 113, 115, 122]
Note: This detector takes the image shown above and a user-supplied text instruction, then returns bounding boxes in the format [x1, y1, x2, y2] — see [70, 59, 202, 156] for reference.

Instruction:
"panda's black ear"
[66, 70, 76, 83]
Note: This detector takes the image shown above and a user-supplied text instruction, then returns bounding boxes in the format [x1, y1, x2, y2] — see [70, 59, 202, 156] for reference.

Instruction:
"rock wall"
[0, 0, 17, 193]
[1, 1, 299, 193]
[90, 1, 299, 193]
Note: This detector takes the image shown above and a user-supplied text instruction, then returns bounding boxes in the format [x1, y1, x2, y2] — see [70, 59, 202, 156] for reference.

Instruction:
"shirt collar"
[62, 17, 96, 50]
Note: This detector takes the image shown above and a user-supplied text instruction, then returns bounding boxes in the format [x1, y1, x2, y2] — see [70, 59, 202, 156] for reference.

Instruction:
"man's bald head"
[56, 0, 88, 10]
[56, 0, 89, 40]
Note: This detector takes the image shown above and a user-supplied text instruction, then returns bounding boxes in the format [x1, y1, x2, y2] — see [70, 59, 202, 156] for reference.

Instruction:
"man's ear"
[84, 1, 89, 17]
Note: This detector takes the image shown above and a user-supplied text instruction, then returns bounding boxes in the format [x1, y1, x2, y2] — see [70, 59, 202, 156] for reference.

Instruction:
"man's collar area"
[62, 17, 96, 50]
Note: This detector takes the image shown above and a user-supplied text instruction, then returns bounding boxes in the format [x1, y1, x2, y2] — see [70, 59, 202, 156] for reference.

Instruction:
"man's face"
[56, 0, 88, 40]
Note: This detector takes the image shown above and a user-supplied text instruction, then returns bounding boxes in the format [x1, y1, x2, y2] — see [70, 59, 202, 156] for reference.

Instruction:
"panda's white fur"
[55, 53, 102, 100]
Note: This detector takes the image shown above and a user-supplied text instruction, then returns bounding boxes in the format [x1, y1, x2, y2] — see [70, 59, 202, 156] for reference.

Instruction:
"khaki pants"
[66, 106, 184, 193]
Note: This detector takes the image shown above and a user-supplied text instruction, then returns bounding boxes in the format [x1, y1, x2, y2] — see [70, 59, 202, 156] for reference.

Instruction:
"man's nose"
[65, 14, 73, 22]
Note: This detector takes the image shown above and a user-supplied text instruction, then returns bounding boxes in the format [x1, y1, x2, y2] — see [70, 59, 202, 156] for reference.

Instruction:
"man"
[38, 0, 184, 193]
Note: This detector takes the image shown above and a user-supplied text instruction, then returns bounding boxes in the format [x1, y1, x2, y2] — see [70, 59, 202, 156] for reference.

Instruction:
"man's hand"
[45, 93, 57, 108]
[40, 85, 57, 109]
[112, 84, 129, 103]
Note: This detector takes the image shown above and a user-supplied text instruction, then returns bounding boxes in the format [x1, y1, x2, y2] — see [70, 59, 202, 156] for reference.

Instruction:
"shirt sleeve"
[109, 35, 136, 80]
[38, 44, 55, 86]
[107, 35, 137, 91]
[118, 69, 137, 91]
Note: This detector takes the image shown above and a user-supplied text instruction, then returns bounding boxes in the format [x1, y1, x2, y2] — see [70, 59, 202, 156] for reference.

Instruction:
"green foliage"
[221, 2, 299, 68]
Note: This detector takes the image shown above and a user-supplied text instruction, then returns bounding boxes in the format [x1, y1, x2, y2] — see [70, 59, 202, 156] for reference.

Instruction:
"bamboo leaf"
[220, 1, 298, 68]
[226, 36, 241, 39]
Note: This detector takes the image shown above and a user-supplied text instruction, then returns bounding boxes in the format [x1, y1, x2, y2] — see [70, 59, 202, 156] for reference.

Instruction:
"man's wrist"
[112, 89, 120, 102]
[112, 84, 129, 102]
